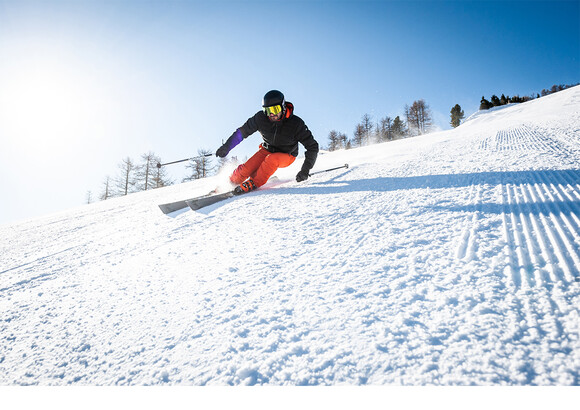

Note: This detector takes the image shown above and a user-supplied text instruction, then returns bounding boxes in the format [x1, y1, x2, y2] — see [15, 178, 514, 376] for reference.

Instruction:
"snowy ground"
[1, 87, 579, 388]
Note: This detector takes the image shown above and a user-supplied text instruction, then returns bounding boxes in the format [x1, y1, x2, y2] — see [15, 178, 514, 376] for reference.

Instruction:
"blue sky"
[0, 0, 578, 225]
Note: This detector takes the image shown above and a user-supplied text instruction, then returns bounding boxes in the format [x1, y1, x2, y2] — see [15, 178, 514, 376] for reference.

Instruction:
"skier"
[215, 90, 319, 195]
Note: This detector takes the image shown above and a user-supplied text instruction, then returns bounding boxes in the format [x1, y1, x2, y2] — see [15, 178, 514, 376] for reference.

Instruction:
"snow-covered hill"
[1, 87, 579, 386]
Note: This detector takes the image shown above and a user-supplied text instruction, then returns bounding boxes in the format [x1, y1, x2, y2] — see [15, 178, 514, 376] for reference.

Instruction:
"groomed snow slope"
[1, 86, 579, 386]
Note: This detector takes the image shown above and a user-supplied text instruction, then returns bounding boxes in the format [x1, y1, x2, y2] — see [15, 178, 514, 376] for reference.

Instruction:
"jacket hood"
[284, 101, 294, 120]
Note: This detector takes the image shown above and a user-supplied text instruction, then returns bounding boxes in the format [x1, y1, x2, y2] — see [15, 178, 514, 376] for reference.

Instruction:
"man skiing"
[215, 90, 319, 195]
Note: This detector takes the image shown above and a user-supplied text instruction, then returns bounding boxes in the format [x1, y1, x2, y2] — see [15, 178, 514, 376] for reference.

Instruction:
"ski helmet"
[262, 90, 285, 107]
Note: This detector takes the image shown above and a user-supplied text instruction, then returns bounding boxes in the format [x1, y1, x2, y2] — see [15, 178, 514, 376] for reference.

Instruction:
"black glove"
[215, 144, 229, 158]
[296, 170, 309, 182]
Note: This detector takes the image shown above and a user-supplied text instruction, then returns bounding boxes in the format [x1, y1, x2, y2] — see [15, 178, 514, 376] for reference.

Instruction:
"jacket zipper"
[272, 123, 278, 147]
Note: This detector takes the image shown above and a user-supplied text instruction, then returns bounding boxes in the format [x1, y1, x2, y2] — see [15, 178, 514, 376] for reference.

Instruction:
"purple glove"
[216, 129, 243, 158]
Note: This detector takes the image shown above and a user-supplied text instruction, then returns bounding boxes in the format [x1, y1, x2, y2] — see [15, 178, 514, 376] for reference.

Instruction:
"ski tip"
[158, 202, 188, 214]
[345, 163, 349, 168]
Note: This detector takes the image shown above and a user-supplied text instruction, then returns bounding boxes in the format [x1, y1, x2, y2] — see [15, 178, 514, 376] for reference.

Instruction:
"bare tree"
[378, 116, 393, 142]
[136, 152, 157, 191]
[328, 130, 349, 151]
[183, 149, 215, 182]
[361, 113, 374, 145]
[151, 164, 173, 189]
[353, 123, 365, 147]
[136, 152, 173, 190]
[116, 157, 137, 196]
[405, 99, 432, 136]
[352, 113, 375, 147]
[329, 130, 346, 151]
[328, 130, 340, 151]
[339, 132, 349, 149]
[100, 175, 113, 200]
[391, 116, 407, 139]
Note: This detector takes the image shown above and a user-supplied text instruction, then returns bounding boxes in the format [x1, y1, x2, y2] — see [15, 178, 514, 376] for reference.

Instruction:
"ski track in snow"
[1, 87, 579, 386]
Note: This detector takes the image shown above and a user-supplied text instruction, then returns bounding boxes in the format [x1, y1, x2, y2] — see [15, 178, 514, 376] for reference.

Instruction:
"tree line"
[327, 99, 464, 151]
[328, 82, 578, 152]
[86, 150, 231, 203]
[540, 83, 579, 97]
[479, 83, 579, 110]
[479, 93, 531, 109]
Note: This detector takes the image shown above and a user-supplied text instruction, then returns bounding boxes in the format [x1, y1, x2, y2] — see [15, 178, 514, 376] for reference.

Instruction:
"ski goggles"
[263, 104, 283, 116]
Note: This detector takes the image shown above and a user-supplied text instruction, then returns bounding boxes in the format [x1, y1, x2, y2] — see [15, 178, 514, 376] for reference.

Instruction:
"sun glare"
[1, 59, 95, 156]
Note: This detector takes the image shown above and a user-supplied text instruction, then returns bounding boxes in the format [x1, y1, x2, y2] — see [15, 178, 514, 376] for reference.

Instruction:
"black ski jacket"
[230, 102, 319, 172]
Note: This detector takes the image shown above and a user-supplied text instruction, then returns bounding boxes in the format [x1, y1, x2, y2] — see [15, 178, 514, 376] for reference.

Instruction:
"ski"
[186, 191, 237, 210]
[157, 165, 348, 214]
[185, 176, 287, 211]
[158, 177, 277, 215]
[158, 198, 190, 214]
[158, 191, 216, 214]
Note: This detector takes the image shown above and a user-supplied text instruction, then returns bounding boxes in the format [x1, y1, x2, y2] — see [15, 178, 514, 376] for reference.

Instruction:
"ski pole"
[309, 163, 349, 177]
[157, 153, 214, 168]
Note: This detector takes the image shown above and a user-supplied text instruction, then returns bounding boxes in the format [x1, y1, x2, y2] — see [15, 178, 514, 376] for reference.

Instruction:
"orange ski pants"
[230, 145, 295, 187]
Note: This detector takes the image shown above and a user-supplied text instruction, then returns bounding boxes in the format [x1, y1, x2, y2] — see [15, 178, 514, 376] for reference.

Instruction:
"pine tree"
[450, 104, 465, 128]
[479, 96, 492, 110]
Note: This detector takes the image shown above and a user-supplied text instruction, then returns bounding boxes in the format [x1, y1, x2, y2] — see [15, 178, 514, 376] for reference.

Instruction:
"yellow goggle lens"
[263, 105, 282, 116]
